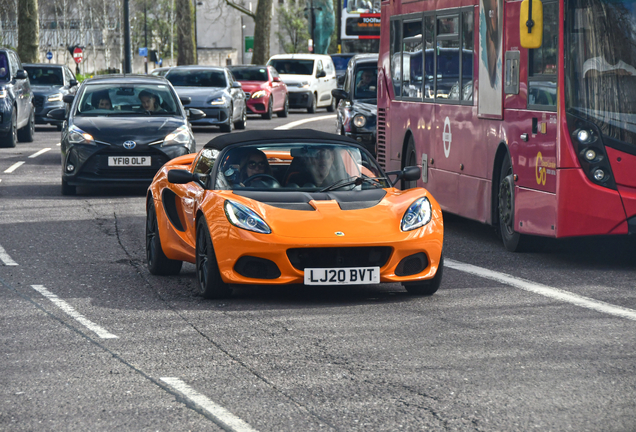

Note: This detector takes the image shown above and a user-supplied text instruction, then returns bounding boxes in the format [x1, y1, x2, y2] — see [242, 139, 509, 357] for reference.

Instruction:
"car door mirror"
[272, 76, 281, 82]
[15, 70, 27, 80]
[69, 79, 78, 87]
[402, 166, 421, 182]
[167, 169, 194, 184]
[63, 94, 75, 104]
[188, 108, 205, 121]
[179, 96, 192, 105]
[47, 108, 67, 120]
[317, 70, 327, 78]
[231, 82, 242, 89]
[331, 88, 349, 102]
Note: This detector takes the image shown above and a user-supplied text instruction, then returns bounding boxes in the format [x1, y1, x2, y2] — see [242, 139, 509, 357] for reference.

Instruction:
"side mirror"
[47, 108, 67, 120]
[316, 70, 327, 78]
[272, 76, 281, 82]
[188, 108, 205, 121]
[63, 94, 75, 104]
[69, 79, 78, 87]
[402, 166, 421, 182]
[519, 0, 543, 49]
[15, 70, 27, 80]
[331, 88, 349, 101]
[179, 96, 192, 105]
[167, 169, 194, 184]
[232, 81, 242, 89]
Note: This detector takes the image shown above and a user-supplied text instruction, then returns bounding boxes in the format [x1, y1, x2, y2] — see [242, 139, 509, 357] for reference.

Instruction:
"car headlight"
[251, 90, 267, 99]
[353, 114, 367, 128]
[0, 89, 7, 99]
[48, 93, 63, 102]
[161, 125, 192, 146]
[224, 200, 271, 234]
[300, 81, 310, 88]
[68, 125, 94, 145]
[401, 197, 432, 231]
[210, 96, 228, 106]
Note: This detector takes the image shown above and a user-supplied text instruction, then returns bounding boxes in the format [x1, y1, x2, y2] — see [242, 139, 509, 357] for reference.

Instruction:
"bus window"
[424, 16, 435, 99]
[528, 1, 558, 108]
[436, 15, 460, 100]
[390, 19, 402, 97]
[462, 10, 474, 101]
[403, 20, 423, 98]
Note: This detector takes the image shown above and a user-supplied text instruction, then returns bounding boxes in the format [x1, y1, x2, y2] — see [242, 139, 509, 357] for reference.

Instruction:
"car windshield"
[354, 66, 378, 100]
[74, 83, 180, 116]
[215, 142, 389, 191]
[23, 66, 64, 85]
[566, 0, 636, 148]
[0, 53, 9, 82]
[166, 69, 227, 87]
[230, 67, 268, 81]
[269, 60, 315, 75]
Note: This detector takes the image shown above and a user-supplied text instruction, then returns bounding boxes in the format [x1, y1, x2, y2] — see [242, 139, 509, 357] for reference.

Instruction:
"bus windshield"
[566, 0, 636, 148]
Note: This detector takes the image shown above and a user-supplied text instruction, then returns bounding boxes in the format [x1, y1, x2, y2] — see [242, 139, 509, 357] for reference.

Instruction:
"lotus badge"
[335, 232, 345, 236]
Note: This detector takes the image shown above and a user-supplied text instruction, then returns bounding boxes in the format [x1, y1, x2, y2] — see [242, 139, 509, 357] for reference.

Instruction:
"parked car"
[332, 54, 378, 156]
[23, 63, 78, 131]
[330, 53, 357, 88]
[0, 47, 34, 147]
[228, 65, 289, 119]
[150, 67, 171, 77]
[267, 53, 337, 113]
[164, 66, 247, 132]
[48, 75, 203, 195]
[146, 129, 443, 299]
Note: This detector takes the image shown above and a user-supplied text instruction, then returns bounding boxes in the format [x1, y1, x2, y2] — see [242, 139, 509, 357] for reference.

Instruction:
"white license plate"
[108, 156, 151, 167]
[304, 267, 380, 285]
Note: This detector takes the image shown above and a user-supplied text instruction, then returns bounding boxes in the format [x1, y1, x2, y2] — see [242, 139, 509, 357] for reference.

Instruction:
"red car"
[228, 65, 289, 119]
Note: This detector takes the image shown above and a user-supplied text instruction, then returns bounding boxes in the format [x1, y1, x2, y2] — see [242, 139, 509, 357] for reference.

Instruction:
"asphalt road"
[1, 109, 635, 431]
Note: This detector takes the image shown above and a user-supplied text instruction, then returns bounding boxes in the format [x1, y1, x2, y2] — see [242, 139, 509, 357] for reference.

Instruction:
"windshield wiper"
[320, 175, 384, 192]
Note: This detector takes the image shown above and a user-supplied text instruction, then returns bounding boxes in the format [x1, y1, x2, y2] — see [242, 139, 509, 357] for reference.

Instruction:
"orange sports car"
[146, 130, 444, 298]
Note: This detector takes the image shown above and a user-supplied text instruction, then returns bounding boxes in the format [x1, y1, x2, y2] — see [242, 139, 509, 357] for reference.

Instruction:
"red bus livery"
[377, 0, 636, 250]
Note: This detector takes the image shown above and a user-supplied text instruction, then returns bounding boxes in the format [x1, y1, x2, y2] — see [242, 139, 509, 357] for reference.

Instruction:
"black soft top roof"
[204, 129, 360, 150]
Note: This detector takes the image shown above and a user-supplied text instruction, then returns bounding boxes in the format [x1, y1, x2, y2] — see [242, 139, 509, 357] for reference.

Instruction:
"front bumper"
[33, 96, 64, 125]
[287, 89, 313, 108]
[188, 106, 231, 126]
[246, 96, 270, 114]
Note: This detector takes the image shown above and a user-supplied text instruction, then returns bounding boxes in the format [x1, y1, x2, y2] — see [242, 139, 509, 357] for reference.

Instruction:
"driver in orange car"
[239, 149, 273, 185]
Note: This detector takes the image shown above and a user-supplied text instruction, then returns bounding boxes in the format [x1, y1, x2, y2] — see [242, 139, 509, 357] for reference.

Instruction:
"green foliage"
[276, 1, 311, 54]
[132, 0, 179, 64]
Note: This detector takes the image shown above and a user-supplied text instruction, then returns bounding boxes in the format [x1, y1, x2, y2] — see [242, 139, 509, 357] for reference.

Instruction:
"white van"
[267, 54, 338, 113]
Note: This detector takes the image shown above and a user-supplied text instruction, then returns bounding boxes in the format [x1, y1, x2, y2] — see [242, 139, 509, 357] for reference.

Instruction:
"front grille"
[377, 108, 387, 169]
[79, 148, 169, 180]
[33, 95, 45, 108]
[287, 247, 392, 270]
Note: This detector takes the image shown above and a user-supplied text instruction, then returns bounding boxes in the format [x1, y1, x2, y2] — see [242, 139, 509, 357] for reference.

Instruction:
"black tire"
[196, 217, 231, 299]
[401, 136, 417, 190]
[403, 254, 444, 296]
[326, 95, 336, 112]
[498, 155, 530, 252]
[262, 97, 273, 119]
[277, 96, 289, 118]
[235, 106, 247, 129]
[307, 93, 317, 113]
[146, 201, 183, 275]
[18, 107, 35, 142]
[0, 108, 17, 148]
[61, 178, 76, 196]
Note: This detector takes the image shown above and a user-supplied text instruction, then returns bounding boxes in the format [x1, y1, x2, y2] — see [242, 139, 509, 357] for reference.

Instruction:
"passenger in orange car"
[291, 147, 344, 187]
[239, 149, 272, 185]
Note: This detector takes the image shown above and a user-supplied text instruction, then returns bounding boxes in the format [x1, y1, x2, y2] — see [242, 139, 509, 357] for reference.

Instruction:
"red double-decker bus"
[377, 0, 636, 250]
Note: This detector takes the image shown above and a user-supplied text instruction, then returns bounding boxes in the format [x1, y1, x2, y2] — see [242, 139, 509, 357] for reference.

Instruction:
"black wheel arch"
[400, 129, 416, 169]
[491, 142, 511, 228]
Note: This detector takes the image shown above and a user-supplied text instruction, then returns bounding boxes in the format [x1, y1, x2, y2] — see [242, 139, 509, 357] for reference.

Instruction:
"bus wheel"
[401, 137, 417, 190]
[498, 156, 528, 252]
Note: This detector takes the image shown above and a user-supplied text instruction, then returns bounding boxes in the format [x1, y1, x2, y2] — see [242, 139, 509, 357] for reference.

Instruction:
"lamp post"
[123, 0, 132, 73]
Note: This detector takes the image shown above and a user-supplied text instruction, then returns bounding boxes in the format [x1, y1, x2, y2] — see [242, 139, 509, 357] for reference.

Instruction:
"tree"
[17, 0, 39, 62]
[276, 0, 310, 54]
[220, 0, 272, 64]
[176, 0, 196, 65]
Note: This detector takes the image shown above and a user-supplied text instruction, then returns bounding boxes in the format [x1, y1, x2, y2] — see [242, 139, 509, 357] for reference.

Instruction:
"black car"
[164, 66, 247, 132]
[331, 54, 378, 156]
[0, 48, 34, 147]
[23, 63, 78, 131]
[49, 75, 203, 195]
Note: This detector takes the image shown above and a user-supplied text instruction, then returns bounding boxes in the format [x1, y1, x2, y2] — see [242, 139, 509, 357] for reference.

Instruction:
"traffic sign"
[46, 51, 53, 60]
[73, 47, 83, 64]
[139, 47, 148, 57]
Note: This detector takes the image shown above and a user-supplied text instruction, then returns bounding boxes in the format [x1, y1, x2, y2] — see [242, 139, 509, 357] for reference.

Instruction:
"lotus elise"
[146, 130, 444, 298]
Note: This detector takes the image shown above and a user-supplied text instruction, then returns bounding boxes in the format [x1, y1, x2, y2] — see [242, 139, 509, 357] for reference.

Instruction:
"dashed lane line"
[275, 114, 336, 130]
[0, 244, 18, 266]
[4, 161, 25, 173]
[29, 148, 52, 158]
[446, 259, 636, 321]
[160, 377, 259, 432]
[30, 285, 119, 339]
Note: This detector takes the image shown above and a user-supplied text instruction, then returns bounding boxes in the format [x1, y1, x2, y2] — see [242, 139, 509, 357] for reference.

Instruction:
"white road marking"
[28, 148, 51, 158]
[160, 377, 258, 432]
[56, 142, 61, 146]
[446, 259, 636, 321]
[275, 114, 336, 130]
[0, 244, 18, 266]
[4, 161, 25, 173]
[30, 285, 119, 339]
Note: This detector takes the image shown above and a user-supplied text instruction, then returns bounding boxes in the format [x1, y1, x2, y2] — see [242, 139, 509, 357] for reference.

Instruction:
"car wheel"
[262, 97, 273, 119]
[220, 105, 233, 133]
[402, 255, 444, 296]
[307, 93, 317, 113]
[498, 156, 529, 252]
[0, 108, 17, 148]
[235, 106, 247, 129]
[56, 123, 63, 132]
[61, 178, 76, 196]
[196, 217, 231, 299]
[277, 96, 289, 118]
[401, 136, 417, 190]
[17, 107, 35, 142]
[146, 200, 183, 275]
[326, 95, 336, 112]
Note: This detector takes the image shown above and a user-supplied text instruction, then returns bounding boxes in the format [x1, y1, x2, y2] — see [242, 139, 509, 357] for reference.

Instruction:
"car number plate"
[108, 156, 151, 167]
[304, 267, 380, 285]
